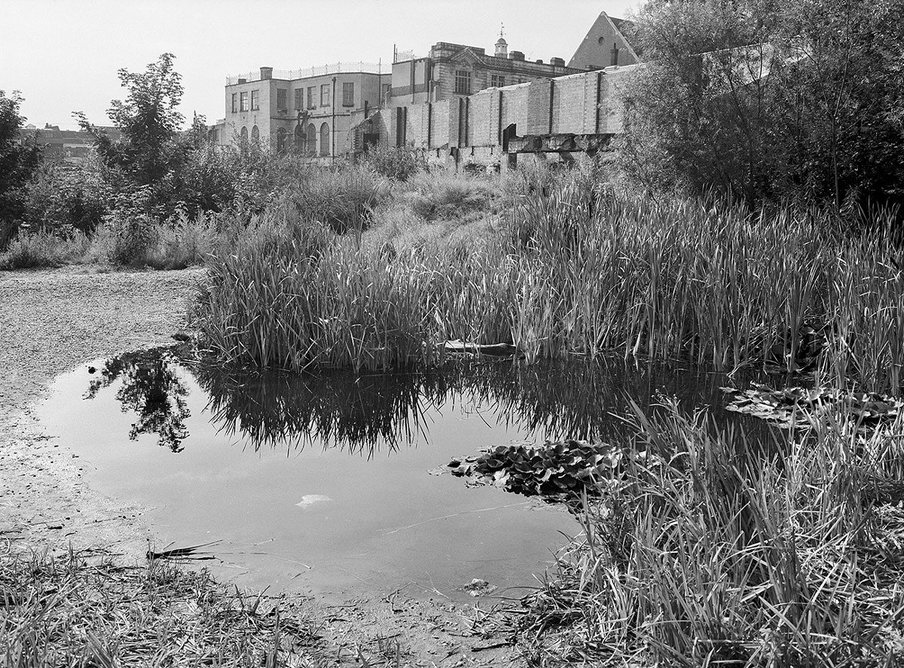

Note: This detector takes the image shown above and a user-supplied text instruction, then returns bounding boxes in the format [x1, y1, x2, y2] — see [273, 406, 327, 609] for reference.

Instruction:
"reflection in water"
[85, 347, 768, 456]
[84, 349, 191, 452]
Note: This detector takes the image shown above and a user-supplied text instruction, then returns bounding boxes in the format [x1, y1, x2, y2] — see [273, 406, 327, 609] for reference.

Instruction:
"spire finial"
[499, 22, 505, 39]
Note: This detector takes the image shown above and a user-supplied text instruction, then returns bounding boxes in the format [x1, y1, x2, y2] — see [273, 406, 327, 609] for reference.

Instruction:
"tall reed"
[521, 401, 904, 666]
[195, 170, 904, 391]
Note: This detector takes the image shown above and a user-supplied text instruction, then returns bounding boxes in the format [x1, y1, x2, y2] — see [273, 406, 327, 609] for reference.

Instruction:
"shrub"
[92, 188, 159, 266]
[362, 145, 426, 181]
[289, 167, 389, 234]
[0, 230, 90, 270]
[24, 160, 110, 236]
[144, 210, 217, 270]
[407, 171, 495, 222]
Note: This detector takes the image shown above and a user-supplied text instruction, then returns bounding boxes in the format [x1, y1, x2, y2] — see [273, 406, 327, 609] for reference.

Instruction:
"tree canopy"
[0, 90, 41, 246]
[617, 0, 904, 207]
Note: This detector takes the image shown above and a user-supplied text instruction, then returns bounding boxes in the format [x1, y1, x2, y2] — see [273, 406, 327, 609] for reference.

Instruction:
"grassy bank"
[193, 166, 904, 393]
[1, 549, 324, 667]
[517, 401, 904, 666]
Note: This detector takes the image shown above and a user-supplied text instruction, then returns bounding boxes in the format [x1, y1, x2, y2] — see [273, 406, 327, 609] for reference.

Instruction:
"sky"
[1, 0, 638, 130]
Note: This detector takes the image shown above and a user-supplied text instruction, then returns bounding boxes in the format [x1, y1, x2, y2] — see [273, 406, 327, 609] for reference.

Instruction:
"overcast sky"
[1, 0, 638, 130]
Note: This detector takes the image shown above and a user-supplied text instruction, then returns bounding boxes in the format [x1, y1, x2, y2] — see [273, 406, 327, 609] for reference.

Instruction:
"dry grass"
[1, 547, 327, 667]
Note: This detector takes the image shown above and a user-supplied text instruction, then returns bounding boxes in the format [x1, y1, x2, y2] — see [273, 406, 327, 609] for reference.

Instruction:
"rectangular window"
[239, 91, 249, 112]
[342, 82, 354, 107]
[231, 93, 238, 113]
[277, 88, 287, 111]
[307, 86, 315, 109]
[490, 74, 505, 88]
[454, 70, 471, 95]
[294, 88, 303, 110]
[250, 89, 259, 110]
[320, 83, 330, 106]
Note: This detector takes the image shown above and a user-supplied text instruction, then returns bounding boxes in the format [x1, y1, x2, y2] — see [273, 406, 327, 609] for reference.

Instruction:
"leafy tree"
[75, 53, 192, 218]
[0, 90, 41, 247]
[617, 0, 904, 207]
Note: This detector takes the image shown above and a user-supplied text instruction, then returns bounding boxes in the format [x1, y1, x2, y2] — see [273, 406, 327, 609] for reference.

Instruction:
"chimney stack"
[260, 66, 273, 80]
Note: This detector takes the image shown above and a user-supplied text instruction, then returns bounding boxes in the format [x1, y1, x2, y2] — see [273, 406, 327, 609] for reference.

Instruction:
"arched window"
[306, 124, 316, 155]
[276, 127, 287, 152]
[319, 122, 330, 156]
[294, 124, 305, 151]
[251, 125, 260, 144]
[240, 126, 248, 143]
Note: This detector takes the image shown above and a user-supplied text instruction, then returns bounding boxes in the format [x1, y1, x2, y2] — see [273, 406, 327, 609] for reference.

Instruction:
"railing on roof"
[226, 61, 384, 85]
[393, 48, 418, 63]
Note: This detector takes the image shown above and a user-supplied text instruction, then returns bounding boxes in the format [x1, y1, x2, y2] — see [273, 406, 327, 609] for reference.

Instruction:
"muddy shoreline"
[0, 266, 522, 666]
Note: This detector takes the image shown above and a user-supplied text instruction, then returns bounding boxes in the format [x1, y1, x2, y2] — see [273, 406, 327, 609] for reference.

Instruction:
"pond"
[38, 349, 770, 602]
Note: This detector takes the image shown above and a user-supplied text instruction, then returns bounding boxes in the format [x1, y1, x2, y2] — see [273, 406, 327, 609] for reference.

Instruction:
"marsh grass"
[0, 548, 326, 667]
[406, 172, 496, 222]
[196, 168, 904, 392]
[517, 401, 904, 666]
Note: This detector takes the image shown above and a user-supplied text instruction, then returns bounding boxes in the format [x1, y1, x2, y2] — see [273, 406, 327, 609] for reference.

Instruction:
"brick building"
[18, 124, 121, 163]
[215, 11, 642, 166]
[569, 12, 640, 70]
[214, 64, 390, 158]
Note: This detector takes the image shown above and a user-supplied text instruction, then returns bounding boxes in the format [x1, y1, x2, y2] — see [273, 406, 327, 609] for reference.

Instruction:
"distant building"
[17, 124, 120, 163]
[216, 12, 644, 164]
[389, 37, 581, 106]
[217, 64, 391, 158]
[569, 12, 641, 70]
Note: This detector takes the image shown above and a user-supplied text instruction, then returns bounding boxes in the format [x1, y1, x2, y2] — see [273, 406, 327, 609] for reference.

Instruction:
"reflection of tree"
[84, 349, 191, 452]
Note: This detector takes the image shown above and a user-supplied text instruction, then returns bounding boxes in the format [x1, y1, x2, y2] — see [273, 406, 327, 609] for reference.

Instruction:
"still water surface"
[39, 350, 763, 601]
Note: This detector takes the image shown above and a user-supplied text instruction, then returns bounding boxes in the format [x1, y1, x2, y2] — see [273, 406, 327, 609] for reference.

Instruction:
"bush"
[407, 171, 495, 222]
[144, 211, 216, 269]
[289, 167, 389, 234]
[24, 160, 110, 236]
[361, 145, 426, 181]
[0, 230, 90, 270]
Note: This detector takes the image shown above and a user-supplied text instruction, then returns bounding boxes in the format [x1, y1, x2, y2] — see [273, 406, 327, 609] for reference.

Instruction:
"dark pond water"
[38, 349, 772, 602]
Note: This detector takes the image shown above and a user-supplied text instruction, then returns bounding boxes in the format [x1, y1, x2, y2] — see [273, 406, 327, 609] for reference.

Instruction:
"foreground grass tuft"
[1, 549, 325, 667]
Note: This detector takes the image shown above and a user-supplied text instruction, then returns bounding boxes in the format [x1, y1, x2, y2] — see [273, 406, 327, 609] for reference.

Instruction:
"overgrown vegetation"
[0, 90, 41, 248]
[192, 168, 904, 397]
[618, 0, 904, 207]
[517, 400, 904, 667]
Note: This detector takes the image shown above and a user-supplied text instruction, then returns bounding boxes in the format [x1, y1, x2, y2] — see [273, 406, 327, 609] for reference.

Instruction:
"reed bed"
[517, 401, 904, 666]
[193, 169, 904, 392]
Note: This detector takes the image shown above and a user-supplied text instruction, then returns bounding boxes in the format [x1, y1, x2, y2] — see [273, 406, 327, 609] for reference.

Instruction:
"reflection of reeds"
[194, 356, 766, 455]
[194, 173, 904, 393]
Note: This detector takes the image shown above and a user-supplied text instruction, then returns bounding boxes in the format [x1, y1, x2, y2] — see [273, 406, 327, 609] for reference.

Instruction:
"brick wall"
[381, 63, 642, 162]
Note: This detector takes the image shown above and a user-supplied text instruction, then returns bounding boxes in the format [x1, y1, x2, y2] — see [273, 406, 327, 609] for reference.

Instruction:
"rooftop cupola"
[495, 24, 508, 58]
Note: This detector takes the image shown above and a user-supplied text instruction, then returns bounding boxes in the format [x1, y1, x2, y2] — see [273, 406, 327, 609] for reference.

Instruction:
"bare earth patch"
[0, 266, 521, 666]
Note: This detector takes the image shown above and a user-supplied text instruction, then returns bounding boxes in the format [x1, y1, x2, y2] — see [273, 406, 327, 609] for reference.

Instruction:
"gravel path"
[0, 266, 204, 552]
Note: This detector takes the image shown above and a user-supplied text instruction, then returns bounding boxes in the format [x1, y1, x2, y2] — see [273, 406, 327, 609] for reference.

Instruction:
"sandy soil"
[0, 265, 522, 667]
